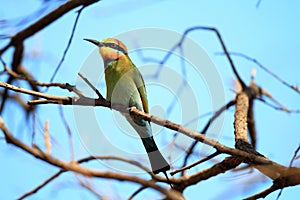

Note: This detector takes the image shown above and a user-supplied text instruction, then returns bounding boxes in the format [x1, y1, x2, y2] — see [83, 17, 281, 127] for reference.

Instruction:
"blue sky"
[0, 0, 299, 199]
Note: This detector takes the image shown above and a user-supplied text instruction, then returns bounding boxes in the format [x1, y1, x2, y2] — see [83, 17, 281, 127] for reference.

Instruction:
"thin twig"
[44, 120, 51, 154]
[78, 72, 106, 100]
[36, 82, 84, 97]
[256, 0, 262, 8]
[0, 81, 71, 102]
[171, 151, 220, 176]
[225, 52, 300, 94]
[257, 98, 300, 113]
[76, 175, 103, 199]
[289, 144, 300, 167]
[158, 27, 245, 88]
[128, 186, 147, 200]
[276, 189, 283, 200]
[0, 63, 84, 96]
[49, 6, 84, 82]
[244, 181, 280, 200]
[183, 27, 246, 88]
[18, 170, 64, 200]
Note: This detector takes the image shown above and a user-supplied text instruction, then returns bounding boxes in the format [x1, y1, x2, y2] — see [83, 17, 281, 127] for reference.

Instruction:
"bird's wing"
[133, 68, 149, 114]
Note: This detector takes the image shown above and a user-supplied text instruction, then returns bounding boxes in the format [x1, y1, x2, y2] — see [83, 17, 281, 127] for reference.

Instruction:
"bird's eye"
[111, 43, 117, 48]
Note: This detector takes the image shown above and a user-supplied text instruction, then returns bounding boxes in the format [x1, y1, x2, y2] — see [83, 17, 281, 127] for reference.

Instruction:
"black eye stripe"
[104, 42, 126, 54]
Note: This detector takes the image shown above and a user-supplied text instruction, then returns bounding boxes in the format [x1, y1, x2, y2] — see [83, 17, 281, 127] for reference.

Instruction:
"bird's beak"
[84, 38, 103, 47]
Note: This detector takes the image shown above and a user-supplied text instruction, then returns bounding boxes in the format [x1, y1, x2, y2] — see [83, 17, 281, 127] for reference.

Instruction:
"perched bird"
[84, 38, 170, 174]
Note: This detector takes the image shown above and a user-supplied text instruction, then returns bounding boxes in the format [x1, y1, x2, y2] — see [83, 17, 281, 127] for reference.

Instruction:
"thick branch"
[234, 92, 250, 144]
[233, 90, 300, 182]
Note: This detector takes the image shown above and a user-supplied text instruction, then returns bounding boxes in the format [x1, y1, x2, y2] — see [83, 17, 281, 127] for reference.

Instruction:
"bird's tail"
[141, 137, 170, 174]
[126, 116, 170, 174]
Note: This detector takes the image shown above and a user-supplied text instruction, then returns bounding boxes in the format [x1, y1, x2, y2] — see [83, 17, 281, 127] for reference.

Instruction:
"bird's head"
[84, 38, 128, 63]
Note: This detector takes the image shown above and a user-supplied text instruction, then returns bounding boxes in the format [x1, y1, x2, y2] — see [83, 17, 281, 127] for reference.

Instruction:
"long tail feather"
[127, 116, 170, 173]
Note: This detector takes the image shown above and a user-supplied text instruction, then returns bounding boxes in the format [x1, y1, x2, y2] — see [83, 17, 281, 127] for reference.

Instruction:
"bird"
[84, 38, 170, 174]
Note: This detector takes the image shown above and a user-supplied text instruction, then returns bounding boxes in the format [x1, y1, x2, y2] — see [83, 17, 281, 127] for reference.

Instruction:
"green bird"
[84, 38, 170, 174]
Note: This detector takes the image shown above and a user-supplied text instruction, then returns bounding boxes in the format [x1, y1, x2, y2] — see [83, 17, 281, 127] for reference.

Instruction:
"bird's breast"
[104, 60, 137, 106]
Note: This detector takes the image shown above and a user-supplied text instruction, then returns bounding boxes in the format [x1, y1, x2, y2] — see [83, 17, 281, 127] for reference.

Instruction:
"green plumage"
[85, 37, 170, 174]
[105, 56, 170, 173]
[105, 57, 153, 143]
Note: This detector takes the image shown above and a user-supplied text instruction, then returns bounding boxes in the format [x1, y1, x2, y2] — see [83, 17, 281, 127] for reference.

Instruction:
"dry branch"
[232, 85, 300, 199]
[0, 81, 71, 102]
[1, 81, 299, 188]
[0, 81, 283, 166]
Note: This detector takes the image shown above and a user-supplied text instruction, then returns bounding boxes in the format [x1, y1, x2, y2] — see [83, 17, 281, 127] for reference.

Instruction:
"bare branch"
[0, 81, 272, 165]
[129, 107, 270, 165]
[44, 120, 51, 154]
[128, 186, 147, 200]
[256, 0, 262, 8]
[17, 170, 64, 200]
[257, 98, 300, 113]
[49, 6, 84, 82]
[186, 27, 246, 88]
[289, 144, 300, 167]
[78, 72, 105, 101]
[0, 62, 84, 96]
[161, 27, 246, 88]
[0, 81, 71, 102]
[171, 151, 220, 176]
[234, 90, 266, 159]
[228, 52, 300, 94]
[76, 175, 103, 199]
